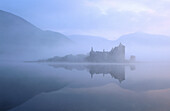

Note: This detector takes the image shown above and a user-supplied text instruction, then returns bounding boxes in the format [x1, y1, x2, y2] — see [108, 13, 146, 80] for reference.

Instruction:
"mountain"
[69, 33, 170, 61]
[0, 10, 72, 60]
[114, 32, 170, 61]
[68, 35, 114, 54]
[69, 35, 112, 46]
[1, 10, 170, 61]
[115, 32, 170, 47]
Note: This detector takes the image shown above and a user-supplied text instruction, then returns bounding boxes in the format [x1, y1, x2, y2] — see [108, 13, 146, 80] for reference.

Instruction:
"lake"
[1, 62, 170, 111]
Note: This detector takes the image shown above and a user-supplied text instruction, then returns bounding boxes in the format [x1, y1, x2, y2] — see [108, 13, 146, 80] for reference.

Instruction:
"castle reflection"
[88, 65, 125, 83]
[50, 64, 135, 83]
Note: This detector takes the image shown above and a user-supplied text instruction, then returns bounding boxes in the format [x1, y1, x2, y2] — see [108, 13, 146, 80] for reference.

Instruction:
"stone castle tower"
[87, 43, 125, 62]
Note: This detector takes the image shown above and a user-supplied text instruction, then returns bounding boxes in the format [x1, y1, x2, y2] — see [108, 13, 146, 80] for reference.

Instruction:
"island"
[37, 43, 136, 63]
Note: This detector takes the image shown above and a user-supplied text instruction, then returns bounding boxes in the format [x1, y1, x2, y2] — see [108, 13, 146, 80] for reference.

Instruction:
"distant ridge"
[0, 10, 72, 60]
[69, 32, 170, 61]
[114, 32, 170, 61]
[116, 32, 170, 46]
[1, 10, 170, 61]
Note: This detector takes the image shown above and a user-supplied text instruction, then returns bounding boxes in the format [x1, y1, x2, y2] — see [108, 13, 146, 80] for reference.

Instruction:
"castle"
[87, 43, 125, 62]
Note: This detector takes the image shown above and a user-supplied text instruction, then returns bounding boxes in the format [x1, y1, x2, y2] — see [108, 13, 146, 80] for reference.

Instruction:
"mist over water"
[1, 3, 170, 111]
[0, 62, 170, 111]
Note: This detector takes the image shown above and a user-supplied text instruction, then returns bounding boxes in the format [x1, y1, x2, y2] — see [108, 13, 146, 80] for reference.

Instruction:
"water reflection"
[10, 63, 170, 111]
[49, 64, 135, 83]
[0, 63, 67, 111]
[3, 63, 170, 111]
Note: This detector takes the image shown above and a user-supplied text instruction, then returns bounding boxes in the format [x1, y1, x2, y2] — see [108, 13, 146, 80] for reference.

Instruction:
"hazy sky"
[1, 0, 170, 39]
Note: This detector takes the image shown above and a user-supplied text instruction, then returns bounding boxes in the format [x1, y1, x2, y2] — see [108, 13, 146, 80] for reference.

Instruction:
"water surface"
[1, 62, 170, 111]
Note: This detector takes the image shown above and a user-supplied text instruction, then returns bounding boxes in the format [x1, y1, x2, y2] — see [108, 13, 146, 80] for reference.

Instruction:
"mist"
[0, 8, 170, 62]
[1, 0, 170, 111]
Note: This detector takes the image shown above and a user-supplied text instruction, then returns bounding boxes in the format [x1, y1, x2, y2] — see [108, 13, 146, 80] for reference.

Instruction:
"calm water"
[1, 62, 170, 111]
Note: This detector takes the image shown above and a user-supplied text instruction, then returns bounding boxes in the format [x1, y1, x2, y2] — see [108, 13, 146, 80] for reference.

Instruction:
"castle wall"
[87, 44, 125, 62]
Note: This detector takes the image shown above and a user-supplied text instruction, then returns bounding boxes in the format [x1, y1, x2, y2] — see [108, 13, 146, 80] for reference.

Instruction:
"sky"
[1, 0, 170, 40]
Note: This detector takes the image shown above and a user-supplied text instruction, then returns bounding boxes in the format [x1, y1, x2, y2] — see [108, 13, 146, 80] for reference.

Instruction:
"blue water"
[1, 62, 170, 111]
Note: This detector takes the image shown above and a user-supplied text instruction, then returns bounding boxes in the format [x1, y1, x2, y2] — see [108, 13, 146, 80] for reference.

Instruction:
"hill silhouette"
[0, 10, 72, 60]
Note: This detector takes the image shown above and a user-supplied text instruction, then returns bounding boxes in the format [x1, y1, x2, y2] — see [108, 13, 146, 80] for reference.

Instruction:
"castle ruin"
[87, 43, 125, 62]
